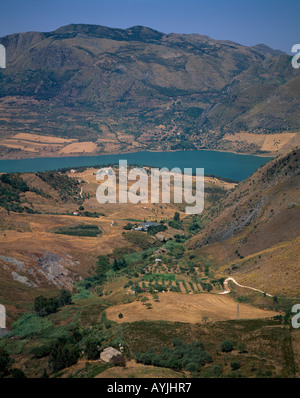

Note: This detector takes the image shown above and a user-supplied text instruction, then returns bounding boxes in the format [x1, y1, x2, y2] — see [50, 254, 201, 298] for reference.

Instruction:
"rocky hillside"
[0, 24, 299, 158]
[188, 148, 300, 296]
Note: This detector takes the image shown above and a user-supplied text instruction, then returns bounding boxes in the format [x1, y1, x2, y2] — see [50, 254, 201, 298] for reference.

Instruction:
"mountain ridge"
[188, 148, 300, 296]
[0, 23, 299, 159]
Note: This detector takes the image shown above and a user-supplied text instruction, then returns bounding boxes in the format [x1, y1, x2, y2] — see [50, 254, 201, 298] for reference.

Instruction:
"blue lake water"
[0, 150, 273, 181]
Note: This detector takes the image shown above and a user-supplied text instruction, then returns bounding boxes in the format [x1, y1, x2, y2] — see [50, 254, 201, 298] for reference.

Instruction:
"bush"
[186, 362, 199, 372]
[111, 355, 126, 367]
[147, 224, 167, 235]
[221, 340, 234, 353]
[85, 339, 101, 360]
[0, 347, 12, 377]
[173, 212, 180, 221]
[34, 289, 72, 317]
[8, 368, 27, 378]
[48, 340, 80, 373]
[231, 361, 241, 371]
[58, 289, 72, 306]
[172, 338, 184, 347]
[202, 364, 222, 377]
[123, 223, 134, 230]
[31, 344, 52, 359]
[111, 258, 127, 271]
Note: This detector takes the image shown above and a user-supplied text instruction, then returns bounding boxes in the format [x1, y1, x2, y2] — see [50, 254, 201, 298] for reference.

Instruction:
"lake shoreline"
[0, 149, 273, 182]
[0, 146, 275, 162]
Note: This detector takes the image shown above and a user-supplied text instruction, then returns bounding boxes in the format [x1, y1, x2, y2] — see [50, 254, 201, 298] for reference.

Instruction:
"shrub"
[34, 289, 72, 317]
[48, 340, 80, 373]
[31, 344, 52, 359]
[58, 289, 72, 306]
[172, 338, 184, 347]
[186, 362, 199, 372]
[0, 347, 12, 377]
[231, 361, 241, 371]
[123, 223, 134, 230]
[85, 339, 101, 360]
[147, 224, 167, 235]
[111, 355, 126, 367]
[9, 368, 27, 378]
[221, 340, 234, 352]
[202, 364, 222, 377]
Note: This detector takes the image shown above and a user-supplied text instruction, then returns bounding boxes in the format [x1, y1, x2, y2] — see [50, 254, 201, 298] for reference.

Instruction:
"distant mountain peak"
[49, 23, 165, 42]
[126, 25, 164, 36]
[250, 43, 285, 56]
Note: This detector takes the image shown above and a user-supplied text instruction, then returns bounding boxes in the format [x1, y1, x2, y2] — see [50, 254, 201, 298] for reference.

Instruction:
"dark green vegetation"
[0, 296, 124, 378]
[34, 289, 72, 317]
[146, 224, 167, 235]
[0, 173, 31, 213]
[0, 282, 296, 378]
[135, 340, 212, 372]
[53, 224, 102, 237]
[36, 172, 81, 202]
[0, 24, 299, 157]
[123, 318, 296, 378]
[0, 171, 82, 213]
[0, 347, 26, 378]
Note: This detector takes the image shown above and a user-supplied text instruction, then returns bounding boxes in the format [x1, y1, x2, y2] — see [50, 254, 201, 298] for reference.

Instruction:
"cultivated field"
[106, 292, 279, 324]
[220, 132, 300, 155]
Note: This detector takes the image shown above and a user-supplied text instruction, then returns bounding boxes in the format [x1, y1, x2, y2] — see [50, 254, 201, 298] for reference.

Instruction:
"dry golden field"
[106, 292, 279, 324]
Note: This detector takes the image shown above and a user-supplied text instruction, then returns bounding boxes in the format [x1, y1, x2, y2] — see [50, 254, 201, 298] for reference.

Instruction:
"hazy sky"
[0, 0, 299, 53]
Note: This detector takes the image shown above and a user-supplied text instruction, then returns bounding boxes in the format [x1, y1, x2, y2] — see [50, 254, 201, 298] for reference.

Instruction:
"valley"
[0, 148, 299, 378]
[0, 22, 299, 380]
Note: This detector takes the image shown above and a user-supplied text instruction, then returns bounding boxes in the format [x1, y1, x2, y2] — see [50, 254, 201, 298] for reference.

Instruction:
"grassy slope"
[188, 148, 300, 297]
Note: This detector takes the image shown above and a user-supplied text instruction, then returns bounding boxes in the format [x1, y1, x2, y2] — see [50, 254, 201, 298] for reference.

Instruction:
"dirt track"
[218, 277, 273, 297]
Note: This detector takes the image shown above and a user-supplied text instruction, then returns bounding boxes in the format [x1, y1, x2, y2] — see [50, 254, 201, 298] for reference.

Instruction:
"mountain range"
[0, 24, 299, 159]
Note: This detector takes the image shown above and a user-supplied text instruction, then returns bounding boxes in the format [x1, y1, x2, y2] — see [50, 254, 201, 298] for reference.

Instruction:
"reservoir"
[0, 150, 273, 181]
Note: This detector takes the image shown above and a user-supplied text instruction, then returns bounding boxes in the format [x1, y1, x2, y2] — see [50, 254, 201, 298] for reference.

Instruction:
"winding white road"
[79, 179, 89, 198]
[218, 277, 273, 297]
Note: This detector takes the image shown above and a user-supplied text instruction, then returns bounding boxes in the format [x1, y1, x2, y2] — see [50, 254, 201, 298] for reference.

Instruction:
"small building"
[133, 226, 143, 231]
[137, 221, 160, 231]
[100, 347, 122, 363]
[96, 167, 114, 176]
